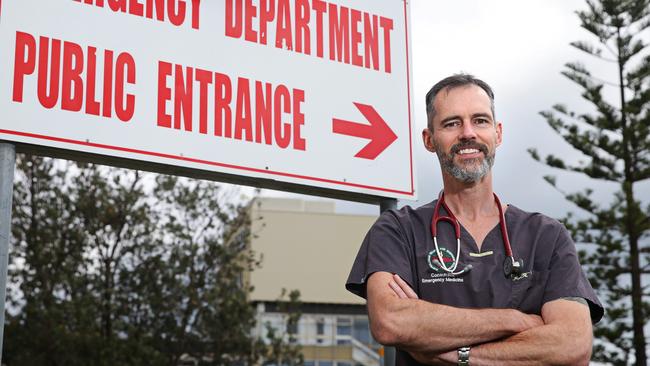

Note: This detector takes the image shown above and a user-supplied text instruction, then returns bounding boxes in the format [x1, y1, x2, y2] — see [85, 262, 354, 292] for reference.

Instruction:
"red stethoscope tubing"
[431, 192, 515, 258]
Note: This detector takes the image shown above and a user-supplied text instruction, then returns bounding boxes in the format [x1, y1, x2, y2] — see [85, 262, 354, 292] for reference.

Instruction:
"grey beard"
[439, 154, 495, 183]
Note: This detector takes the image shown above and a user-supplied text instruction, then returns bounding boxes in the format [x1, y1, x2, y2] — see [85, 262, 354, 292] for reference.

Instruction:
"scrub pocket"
[508, 270, 549, 314]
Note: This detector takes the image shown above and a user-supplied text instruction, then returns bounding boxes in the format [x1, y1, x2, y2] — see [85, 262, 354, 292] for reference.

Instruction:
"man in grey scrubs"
[346, 74, 603, 365]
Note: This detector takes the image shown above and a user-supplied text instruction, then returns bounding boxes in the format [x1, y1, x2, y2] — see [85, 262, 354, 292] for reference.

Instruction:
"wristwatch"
[458, 346, 470, 365]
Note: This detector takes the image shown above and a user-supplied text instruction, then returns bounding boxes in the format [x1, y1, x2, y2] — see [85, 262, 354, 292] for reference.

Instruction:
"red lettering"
[12, 32, 137, 120]
[153, 62, 307, 151]
[61, 41, 84, 112]
[12, 31, 36, 103]
[145, 0, 165, 21]
[129, 0, 144, 16]
[259, 0, 275, 45]
[328, 4, 349, 64]
[225, 0, 242, 38]
[275, 0, 292, 50]
[77, 0, 199, 29]
[363, 13, 379, 71]
[195, 68, 212, 134]
[214, 72, 232, 137]
[85, 47, 101, 115]
[255, 81, 272, 145]
[173, 65, 192, 130]
[273, 85, 291, 149]
[167, 0, 186, 26]
[350, 9, 362, 67]
[380, 17, 393, 73]
[191, 0, 201, 29]
[107, 0, 126, 12]
[244, 0, 258, 42]
[157, 61, 172, 127]
[312, 0, 326, 58]
[292, 88, 305, 151]
[235, 77, 253, 141]
[295, 0, 310, 54]
[37, 37, 61, 109]
[102, 50, 114, 118]
[114, 52, 135, 122]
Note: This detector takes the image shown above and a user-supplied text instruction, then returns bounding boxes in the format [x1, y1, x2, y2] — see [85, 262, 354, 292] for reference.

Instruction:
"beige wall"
[249, 198, 377, 305]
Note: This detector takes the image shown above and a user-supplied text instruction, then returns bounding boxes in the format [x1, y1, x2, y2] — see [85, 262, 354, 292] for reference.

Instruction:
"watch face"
[458, 347, 471, 365]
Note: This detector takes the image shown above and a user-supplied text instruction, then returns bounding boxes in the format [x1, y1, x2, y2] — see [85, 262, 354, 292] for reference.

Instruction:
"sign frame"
[0, 0, 416, 202]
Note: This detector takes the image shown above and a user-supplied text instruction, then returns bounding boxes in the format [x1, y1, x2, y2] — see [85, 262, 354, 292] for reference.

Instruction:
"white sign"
[0, 0, 415, 199]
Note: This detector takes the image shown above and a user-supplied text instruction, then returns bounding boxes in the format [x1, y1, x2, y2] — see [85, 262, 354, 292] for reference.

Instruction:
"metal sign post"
[379, 197, 397, 366]
[0, 142, 16, 362]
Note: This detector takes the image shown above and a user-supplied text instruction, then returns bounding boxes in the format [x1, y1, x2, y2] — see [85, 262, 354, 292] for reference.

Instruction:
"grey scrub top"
[345, 200, 604, 365]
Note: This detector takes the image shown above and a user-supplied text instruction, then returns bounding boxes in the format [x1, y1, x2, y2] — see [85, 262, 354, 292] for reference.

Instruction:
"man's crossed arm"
[366, 271, 593, 365]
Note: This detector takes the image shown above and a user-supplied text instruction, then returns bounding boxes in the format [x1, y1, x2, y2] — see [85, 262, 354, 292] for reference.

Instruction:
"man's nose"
[459, 120, 477, 140]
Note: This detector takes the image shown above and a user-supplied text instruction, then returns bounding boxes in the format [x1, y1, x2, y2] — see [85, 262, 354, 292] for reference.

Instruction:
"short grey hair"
[425, 73, 496, 131]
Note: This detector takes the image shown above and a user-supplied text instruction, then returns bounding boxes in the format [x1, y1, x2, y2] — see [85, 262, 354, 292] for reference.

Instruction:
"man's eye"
[475, 118, 491, 125]
[443, 121, 460, 128]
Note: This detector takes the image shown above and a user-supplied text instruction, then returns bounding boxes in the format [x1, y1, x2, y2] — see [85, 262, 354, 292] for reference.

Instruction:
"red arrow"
[332, 103, 397, 160]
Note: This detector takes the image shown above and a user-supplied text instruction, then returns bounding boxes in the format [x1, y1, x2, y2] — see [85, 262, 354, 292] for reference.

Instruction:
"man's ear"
[422, 128, 436, 153]
[496, 121, 503, 147]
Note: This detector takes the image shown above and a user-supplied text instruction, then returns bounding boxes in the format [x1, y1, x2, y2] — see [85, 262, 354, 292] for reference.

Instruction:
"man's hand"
[389, 273, 419, 299]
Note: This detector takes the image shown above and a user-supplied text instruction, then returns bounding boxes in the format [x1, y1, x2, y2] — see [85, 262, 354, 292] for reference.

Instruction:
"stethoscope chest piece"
[503, 256, 523, 278]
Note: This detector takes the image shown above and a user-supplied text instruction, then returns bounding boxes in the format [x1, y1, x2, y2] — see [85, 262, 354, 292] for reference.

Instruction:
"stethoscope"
[431, 192, 523, 278]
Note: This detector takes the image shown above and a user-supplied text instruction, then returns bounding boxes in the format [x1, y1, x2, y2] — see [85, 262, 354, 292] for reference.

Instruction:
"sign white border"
[0, 0, 416, 200]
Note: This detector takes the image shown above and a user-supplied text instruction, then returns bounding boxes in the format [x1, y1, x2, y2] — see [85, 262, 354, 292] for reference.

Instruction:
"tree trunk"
[625, 182, 646, 366]
[616, 26, 647, 366]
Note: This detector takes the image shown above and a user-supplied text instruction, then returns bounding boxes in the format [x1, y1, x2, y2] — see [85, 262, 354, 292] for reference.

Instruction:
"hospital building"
[247, 197, 381, 366]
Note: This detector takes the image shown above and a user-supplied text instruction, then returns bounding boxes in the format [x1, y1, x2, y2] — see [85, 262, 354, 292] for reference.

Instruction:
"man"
[346, 74, 603, 365]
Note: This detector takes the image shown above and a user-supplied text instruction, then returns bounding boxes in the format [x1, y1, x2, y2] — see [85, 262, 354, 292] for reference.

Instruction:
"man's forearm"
[411, 300, 593, 366]
[367, 272, 542, 353]
[468, 323, 591, 365]
[383, 301, 537, 353]
[410, 324, 591, 366]
[469, 302, 593, 366]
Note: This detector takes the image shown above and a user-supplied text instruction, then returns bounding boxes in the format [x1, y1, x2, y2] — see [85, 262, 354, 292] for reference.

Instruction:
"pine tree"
[529, 0, 650, 364]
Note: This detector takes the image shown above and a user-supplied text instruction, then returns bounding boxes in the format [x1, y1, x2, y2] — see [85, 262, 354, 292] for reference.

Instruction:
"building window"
[336, 317, 352, 336]
[287, 320, 298, 335]
[352, 317, 371, 344]
[316, 319, 325, 335]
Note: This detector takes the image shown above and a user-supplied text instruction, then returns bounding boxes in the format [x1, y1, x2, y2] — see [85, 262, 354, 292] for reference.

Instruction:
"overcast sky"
[263, 0, 650, 218]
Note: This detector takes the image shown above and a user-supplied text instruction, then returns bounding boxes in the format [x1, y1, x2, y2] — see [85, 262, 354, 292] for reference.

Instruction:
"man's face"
[423, 85, 502, 183]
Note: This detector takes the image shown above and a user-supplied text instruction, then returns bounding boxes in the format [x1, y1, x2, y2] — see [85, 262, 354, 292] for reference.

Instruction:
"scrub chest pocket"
[508, 270, 549, 314]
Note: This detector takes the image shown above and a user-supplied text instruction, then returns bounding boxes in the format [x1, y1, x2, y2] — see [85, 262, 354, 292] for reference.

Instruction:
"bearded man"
[346, 74, 603, 365]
